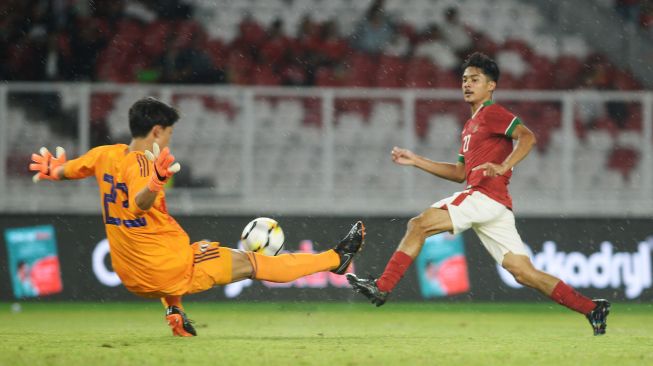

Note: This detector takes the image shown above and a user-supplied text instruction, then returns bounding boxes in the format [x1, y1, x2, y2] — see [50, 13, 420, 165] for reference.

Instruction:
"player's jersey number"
[462, 134, 471, 153]
[103, 174, 147, 228]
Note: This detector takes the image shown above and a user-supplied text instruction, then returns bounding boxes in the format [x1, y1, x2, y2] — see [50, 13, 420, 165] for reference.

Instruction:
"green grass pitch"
[1, 302, 651, 366]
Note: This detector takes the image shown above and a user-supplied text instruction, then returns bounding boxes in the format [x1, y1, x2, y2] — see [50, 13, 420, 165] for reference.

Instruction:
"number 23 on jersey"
[103, 173, 146, 228]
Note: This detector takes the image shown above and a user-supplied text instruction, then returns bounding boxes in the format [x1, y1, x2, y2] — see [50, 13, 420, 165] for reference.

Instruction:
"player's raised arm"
[134, 142, 181, 211]
[391, 146, 465, 183]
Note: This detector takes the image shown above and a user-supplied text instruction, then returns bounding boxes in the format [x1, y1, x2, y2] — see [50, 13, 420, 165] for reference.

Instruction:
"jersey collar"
[471, 99, 494, 119]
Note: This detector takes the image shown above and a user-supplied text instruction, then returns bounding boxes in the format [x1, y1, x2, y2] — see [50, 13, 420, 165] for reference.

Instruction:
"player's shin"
[549, 280, 597, 314]
[247, 251, 339, 282]
[375, 251, 414, 292]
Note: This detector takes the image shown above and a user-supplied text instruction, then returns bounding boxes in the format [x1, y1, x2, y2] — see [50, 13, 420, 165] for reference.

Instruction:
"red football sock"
[549, 281, 596, 314]
[376, 251, 414, 293]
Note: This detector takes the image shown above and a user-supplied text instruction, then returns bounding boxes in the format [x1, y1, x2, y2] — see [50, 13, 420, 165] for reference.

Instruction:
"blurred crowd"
[0, 0, 642, 92]
[615, 0, 653, 33]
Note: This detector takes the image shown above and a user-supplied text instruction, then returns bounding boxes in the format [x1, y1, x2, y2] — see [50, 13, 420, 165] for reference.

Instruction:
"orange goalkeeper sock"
[161, 295, 183, 310]
[248, 250, 339, 282]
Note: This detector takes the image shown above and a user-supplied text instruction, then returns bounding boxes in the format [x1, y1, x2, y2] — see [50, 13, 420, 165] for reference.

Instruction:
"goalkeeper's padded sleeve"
[144, 142, 181, 192]
[29, 146, 67, 183]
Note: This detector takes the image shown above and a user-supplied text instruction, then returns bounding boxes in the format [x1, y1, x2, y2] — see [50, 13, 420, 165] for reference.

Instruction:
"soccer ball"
[240, 217, 285, 256]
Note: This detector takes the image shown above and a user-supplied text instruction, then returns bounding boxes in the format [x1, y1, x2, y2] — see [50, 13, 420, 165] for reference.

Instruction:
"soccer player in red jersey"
[346, 52, 610, 335]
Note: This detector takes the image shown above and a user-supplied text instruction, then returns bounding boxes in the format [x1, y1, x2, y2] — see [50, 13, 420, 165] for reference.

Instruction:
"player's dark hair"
[461, 52, 500, 83]
[128, 97, 180, 138]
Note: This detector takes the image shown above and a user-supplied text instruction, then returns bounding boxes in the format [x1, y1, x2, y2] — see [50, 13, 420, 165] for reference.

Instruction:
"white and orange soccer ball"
[240, 217, 285, 256]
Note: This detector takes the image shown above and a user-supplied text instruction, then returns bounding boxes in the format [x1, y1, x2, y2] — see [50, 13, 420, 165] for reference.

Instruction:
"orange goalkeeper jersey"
[64, 144, 193, 296]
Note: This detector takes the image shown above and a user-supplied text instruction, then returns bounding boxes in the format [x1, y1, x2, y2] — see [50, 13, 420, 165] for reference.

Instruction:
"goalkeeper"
[29, 97, 365, 337]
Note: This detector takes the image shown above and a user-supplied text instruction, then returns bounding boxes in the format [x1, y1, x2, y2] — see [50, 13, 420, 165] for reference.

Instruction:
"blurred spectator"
[92, 0, 126, 33]
[152, 34, 181, 82]
[414, 23, 458, 70]
[314, 20, 350, 66]
[260, 19, 292, 68]
[440, 7, 473, 58]
[169, 32, 224, 84]
[0, 0, 644, 93]
[42, 33, 69, 81]
[66, 18, 107, 81]
[231, 13, 267, 59]
[145, 0, 193, 20]
[350, 0, 396, 55]
[616, 0, 641, 23]
[639, 0, 653, 33]
[384, 32, 411, 58]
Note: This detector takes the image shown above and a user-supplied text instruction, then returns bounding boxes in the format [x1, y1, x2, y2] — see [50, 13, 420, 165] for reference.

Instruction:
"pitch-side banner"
[0, 215, 651, 302]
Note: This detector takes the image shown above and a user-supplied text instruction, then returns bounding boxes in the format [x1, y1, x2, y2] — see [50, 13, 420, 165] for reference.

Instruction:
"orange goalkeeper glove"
[29, 146, 67, 183]
[144, 142, 181, 192]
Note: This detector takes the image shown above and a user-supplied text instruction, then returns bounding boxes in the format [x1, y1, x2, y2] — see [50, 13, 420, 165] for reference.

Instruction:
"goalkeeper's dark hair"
[129, 97, 180, 138]
[461, 52, 500, 83]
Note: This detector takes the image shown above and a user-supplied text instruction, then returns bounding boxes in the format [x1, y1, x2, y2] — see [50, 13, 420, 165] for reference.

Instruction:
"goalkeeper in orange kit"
[29, 97, 365, 337]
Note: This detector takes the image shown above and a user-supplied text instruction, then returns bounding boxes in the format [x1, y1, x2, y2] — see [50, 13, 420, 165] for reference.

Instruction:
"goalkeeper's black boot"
[585, 299, 611, 336]
[166, 305, 197, 337]
[346, 273, 388, 307]
[331, 221, 366, 274]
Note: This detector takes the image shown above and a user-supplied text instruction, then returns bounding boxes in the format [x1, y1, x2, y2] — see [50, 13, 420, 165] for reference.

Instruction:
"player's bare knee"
[505, 264, 536, 286]
[230, 250, 254, 282]
[503, 261, 526, 284]
[406, 216, 423, 234]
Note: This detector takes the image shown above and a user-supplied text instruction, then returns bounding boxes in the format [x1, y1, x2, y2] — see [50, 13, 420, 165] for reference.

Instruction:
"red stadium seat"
[341, 53, 376, 87]
[405, 57, 437, 88]
[607, 147, 639, 180]
[115, 20, 144, 44]
[326, 39, 350, 61]
[613, 69, 641, 90]
[315, 67, 340, 87]
[142, 21, 171, 58]
[593, 116, 620, 136]
[501, 39, 533, 60]
[523, 55, 555, 89]
[375, 55, 406, 88]
[236, 17, 267, 49]
[226, 52, 254, 85]
[174, 20, 207, 49]
[554, 56, 584, 89]
[436, 69, 461, 88]
[260, 36, 291, 67]
[206, 39, 228, 69]
[202, 96, 237, 120]
[90, 94, 116, 122]
[415, 100, 444, 137]
[303, 98, 322, 126]
[574, 118, 587, 141]
[252, 65, 281, 86]
[335, 99, 372, 119]
[623, 104, 643, 131]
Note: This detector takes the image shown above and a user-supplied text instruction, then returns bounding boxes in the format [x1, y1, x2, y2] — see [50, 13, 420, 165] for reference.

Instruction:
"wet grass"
[0, 302, 651, 366]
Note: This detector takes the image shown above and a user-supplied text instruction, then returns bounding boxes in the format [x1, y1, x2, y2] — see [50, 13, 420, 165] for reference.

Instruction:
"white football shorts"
[432, 190, 529, 264]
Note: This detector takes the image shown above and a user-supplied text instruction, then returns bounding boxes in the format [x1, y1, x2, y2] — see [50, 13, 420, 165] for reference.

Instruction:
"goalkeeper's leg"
[161, 295, 196, 337]
[234, 221, 365, 282]
[184, 221, 364, 289]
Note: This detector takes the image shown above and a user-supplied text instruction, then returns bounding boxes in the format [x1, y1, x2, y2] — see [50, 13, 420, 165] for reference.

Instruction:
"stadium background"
[1, 0, 652, 304]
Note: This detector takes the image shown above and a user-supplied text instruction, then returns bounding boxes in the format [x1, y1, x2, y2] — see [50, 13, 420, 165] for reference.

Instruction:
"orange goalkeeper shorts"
[185, 241, 233, 294]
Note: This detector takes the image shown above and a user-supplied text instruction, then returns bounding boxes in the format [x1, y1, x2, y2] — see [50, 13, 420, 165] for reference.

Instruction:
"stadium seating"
[3, 0, 649, 214]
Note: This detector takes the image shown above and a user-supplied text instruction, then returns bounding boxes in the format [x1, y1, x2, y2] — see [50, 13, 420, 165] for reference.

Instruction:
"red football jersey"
[458, 100, 522, 209]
